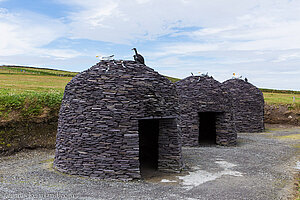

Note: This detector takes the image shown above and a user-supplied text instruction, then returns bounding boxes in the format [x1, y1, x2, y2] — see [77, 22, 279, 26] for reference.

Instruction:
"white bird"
[121, 60, 126, 68]
[96, 55, 114, 61]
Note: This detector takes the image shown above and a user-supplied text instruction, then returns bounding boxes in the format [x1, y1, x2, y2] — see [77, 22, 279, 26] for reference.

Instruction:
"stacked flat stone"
[222, 79, 264, 133]
[54, 60, 182, 180]
[175, 76, 237, 147]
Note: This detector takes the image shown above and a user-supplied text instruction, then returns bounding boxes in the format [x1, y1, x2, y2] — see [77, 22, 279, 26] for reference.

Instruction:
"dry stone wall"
[222, 79, 264, 133]
[175, 76, 237, 147]
[54, 60, 182, 180]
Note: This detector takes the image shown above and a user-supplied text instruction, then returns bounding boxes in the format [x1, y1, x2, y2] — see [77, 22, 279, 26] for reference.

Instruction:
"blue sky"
[0, 0, 300, 90]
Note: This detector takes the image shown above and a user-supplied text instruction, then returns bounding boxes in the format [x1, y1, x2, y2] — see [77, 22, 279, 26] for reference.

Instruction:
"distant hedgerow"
[0, 89, 63, 119]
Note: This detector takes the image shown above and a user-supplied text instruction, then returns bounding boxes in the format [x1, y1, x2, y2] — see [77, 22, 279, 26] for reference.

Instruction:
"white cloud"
[155, 43, 222, 56]
[273, 52, 300, 62]
[55, 0, 300, 54]
[38, 49, 83, 60]
[1, 0, 300, 90]
[3, 0, 300, 52]
[57, 0, 267, 43]
[135, 0, 151, 4]
[49, 0, 300, 91]
[0, 8, 79, 59]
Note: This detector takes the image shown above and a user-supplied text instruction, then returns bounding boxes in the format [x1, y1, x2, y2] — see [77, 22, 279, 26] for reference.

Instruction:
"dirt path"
[0, 126, 299, 200]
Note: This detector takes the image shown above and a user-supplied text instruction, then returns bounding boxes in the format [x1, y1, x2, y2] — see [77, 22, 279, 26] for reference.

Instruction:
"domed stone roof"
[222, 78, 264, 133]
[176, 76, 237, 146]
[54, 60, 182, 180]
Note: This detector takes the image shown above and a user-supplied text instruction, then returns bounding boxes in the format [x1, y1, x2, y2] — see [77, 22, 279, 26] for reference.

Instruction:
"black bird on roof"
[245, 77, 248, 82]
[132, 48, 145, 65]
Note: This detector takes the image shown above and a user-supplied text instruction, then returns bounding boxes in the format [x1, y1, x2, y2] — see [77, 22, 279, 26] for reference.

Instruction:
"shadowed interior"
[138, 119, 159, 177]
[198, 112, 217, 145]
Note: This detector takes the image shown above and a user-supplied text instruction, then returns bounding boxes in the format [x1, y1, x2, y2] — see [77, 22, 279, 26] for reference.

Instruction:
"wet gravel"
[0, 126, 299, 200]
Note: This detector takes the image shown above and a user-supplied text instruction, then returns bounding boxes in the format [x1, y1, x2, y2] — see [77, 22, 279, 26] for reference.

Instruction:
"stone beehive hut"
[175, 76, 237, 147]
[54, 60, 182, 180]
[222, 79, 264, 133]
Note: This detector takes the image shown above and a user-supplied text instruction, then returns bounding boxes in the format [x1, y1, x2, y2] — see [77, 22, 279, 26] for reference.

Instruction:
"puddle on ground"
[42, 156, 244, 190]
[160, 160, 243, 190]
[160, 179, 177, 183]
[274, 134, 300, 140]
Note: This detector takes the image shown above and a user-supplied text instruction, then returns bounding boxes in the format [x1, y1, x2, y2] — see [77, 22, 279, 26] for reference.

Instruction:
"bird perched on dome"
[96, 55, 114, 61]
[131, 48, 145, 64]
[200, 72, 208, 77]
[121, 60, 126, 68]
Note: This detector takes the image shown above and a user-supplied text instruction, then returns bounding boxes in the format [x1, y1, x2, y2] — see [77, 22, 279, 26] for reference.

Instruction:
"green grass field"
[0, 66, 74, 120]
[0, 65, 299, 120]
[0, 65, 77, 77]
[0, 74, 72, 93]
[263, 92, 300, 108]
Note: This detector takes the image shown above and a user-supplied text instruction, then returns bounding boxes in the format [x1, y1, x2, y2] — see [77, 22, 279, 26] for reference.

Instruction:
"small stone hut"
[175, 76, 237, 147]
[222, 79, 264, 133]
[54, 60, 182, 180]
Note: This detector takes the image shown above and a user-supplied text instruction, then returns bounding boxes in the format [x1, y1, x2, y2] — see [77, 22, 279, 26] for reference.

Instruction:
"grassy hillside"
[0, 74, 72, 93]
[0, 66, 74, 121]
[0, 65, 77, 77]
[165, 75, 180, 83]
[263, 92, 300, 108]
[260, 88, 300, 110]
[260, 88, 300, 94]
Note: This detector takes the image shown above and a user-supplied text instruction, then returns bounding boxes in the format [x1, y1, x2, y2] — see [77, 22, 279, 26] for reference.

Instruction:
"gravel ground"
[0, 126, 299, 200]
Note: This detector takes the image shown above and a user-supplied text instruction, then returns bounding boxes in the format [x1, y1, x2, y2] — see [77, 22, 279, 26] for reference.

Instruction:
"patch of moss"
[293, 144, 300, 149]
[273, 178, 288, 190]
[275, 134, 300, 140]
[264, 128, 278, 132]
[39, 158, 54, 164]
[165, 76, 181, 83]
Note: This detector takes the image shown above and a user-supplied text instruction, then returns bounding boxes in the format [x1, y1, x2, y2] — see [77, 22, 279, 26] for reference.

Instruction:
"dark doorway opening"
[198, 112, 217, 145]
[138, 119, 159, 177]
